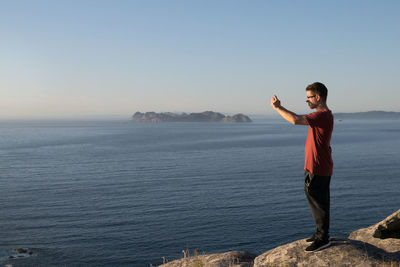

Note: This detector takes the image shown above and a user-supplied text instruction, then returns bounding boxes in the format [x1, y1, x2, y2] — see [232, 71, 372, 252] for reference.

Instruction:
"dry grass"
[158, 247, 245, 267]
[379, 262, 400, 267]
[181, 247, 204, 267]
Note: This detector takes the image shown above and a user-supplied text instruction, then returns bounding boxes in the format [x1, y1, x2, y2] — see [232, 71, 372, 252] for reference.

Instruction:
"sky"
[1, 0, 399, 119]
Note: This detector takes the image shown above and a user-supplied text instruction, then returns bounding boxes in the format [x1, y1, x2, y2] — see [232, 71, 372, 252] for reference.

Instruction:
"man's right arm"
[270, 95, 308, 125]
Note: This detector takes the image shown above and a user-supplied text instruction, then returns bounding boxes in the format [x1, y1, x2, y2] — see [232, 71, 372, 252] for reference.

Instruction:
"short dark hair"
[306, 82, 328, 102]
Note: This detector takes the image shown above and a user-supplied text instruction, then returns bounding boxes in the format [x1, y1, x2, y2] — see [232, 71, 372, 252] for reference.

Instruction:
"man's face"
[306, 90, 318, 109]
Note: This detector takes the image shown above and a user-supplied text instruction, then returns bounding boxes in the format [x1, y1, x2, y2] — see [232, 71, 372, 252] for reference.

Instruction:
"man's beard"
[307, 102, 317, 109]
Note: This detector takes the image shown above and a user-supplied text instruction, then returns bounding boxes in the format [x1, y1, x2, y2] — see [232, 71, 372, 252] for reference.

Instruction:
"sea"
[0, 118, 399, 267]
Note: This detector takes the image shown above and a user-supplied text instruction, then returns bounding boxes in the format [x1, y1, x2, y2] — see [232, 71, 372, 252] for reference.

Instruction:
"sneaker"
[305, 239, 331, 252]
[306, 234, 330, 242]
[306, 234, 316, 242]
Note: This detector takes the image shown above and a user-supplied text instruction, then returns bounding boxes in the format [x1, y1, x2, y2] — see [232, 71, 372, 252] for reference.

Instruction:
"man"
[270, 82, 334, 252]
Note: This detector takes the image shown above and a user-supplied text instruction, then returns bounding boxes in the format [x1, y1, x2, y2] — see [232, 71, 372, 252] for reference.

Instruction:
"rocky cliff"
[131, 111, 252, 123]
[159, 209, 400, 267]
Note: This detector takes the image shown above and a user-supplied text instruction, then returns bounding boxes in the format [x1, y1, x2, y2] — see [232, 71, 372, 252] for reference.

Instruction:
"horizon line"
[1, 110, 400, 121]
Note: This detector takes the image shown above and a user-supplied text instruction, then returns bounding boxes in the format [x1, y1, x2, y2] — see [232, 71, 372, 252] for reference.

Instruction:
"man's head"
[306, 82, 328, 109]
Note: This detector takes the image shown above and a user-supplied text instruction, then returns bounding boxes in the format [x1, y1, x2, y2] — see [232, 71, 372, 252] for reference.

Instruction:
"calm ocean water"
[1, 118, 399, 266]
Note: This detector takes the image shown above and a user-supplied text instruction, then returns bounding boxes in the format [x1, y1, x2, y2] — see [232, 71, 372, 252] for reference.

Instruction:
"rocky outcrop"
[131, 111, 252, 123]
[159, 209, 400, 267]
[223, 114, 253, 123]
[349, 209, 400, 253]
[160, 251, 256, 267]
[254, 237, 400, 267]
[6, 248, 33, 260]
[373, 209, 400, 239]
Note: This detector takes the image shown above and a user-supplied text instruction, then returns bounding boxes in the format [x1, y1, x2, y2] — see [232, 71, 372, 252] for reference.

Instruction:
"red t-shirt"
[304, 109, 334, 176]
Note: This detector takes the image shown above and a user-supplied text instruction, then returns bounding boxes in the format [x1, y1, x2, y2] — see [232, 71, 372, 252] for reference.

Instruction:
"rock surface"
[5, 248, 33, 260]
[15, 248, 28, 254]
[159, 210, 400, 267]
[131, 111, 252, 123]
[254, 237, 399, 267]
[373, 209, 400, 239]
[159, 251, 256, 267]
[349, 209, 400, 253]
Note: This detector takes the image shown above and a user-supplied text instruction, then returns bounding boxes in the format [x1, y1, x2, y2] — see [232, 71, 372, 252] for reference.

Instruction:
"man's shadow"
[325, 236, 400, 262]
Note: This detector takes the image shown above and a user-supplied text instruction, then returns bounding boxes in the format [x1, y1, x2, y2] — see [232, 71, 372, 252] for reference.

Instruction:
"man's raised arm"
[270, 95, 308, 125]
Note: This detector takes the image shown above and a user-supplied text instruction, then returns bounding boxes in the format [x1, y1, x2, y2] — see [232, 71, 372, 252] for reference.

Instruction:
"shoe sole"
[306, 241, 331, 252]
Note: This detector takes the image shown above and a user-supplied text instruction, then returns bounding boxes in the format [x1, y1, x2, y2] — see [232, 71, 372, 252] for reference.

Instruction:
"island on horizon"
[334, 110, 400, 120]
[131, 111, 252, 123]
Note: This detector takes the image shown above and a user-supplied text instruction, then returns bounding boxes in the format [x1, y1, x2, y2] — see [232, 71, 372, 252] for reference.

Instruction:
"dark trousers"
[304, 171, 331, 240]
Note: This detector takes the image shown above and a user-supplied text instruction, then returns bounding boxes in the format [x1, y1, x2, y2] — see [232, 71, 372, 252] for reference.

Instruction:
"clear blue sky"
[1, 0, 399, 119]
